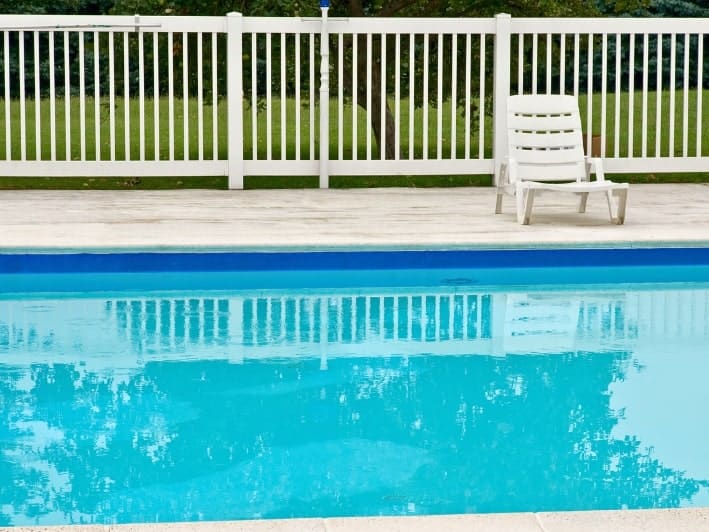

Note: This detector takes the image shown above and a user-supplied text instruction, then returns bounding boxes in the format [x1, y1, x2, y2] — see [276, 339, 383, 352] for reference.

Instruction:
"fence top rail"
[242, 16, 496, 34]
[0, 14, 227, 33]
[511, 17, 709, 34]
[1, 14, 705, 35]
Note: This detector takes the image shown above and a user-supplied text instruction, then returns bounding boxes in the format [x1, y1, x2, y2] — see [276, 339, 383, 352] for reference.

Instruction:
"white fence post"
[492, 13, 511, 187]
[227, 12, 245, 189]
[319, 1, 330, 188]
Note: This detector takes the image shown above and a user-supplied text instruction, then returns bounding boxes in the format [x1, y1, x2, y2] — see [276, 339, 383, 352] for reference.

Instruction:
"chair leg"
[615, 188, 628, 225]
[495, 190, 504, 214]
[605, 190, 615, 223]
[523, 189, 535, 225]
[515, 186, 526, 224]
[578, 192, 589, 213]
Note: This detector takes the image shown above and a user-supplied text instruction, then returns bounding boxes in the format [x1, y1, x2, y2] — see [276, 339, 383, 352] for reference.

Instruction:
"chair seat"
[519, 180, 629, 193]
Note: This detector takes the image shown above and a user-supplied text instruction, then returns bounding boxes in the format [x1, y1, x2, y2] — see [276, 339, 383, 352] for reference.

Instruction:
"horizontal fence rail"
[0, 13, 706, 186]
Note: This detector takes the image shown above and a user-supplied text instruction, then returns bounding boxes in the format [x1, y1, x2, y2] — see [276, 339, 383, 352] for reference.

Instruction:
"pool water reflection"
[1, 284, 708, 526]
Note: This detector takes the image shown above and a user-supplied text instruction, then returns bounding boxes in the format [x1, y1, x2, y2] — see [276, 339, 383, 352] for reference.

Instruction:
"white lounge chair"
[495, 94, 629, 225]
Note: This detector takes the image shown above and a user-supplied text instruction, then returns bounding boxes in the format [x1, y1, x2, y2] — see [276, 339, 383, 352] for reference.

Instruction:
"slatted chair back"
[507, 94, 588, 183]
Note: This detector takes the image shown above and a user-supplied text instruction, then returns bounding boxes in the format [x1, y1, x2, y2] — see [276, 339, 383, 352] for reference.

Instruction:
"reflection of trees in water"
[0, 351, 705, 525]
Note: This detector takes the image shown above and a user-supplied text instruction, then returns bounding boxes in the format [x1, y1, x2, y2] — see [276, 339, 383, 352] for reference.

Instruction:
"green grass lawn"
[0, 89, 706, 189]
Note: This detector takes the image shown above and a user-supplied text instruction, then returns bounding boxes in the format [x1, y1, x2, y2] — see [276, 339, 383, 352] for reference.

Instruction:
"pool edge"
[1, 238, 709, 255]
[3, 508, 709, 531]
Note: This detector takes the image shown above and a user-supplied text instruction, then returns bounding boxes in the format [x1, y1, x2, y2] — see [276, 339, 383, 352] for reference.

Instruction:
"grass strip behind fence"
[0, 89, 706, 189]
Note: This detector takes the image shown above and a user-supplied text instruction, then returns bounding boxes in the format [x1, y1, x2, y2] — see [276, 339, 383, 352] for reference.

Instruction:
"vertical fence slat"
[601, 33, 607, 157]
[79, 32, 86, 161]
[266, 33, 272, 161]
[682, 32, 689, 158]
[642, 32, 649, 158]
[124, 32, 130, 161]
[154, 32, 160, 161]
[337, 33, 342, 160]
[309, 32, 315, 161]
[627, 33, 635, 158]
[436, 32, 443, 160]
[464, 33, 471, 158]
[451, 33, 457, 159]
[197, 32, 204, 161]
[19, 31, 26, 161]
[479, 33, 485, 159]
[49, 32, 56, 161]
[546, 32, 552, 94]
[352, 34, 358, 160]
[168, 31, 174, 161]
[109, 31, 115, 161]
[656, 34, 663, 157]
[139, 30, 145, 161]
[167, 31, 175, 161]
[33, 31, 40, 160]
[517, 33, 524, 94]
[94, 32, 101, 161]
[560, 33, 565, 94]
[394, 33, 400, 160]
[182, 31, 189, 161]
[531, 33, 538, 94]
[366, 32, 372, 161]
[63, 32, 71, 160]
[280, 32, 286, 161]
[698, 33, 704, 157]
[381, 33, 386, 161]
[614, 34, 625, 155]
[423, 33, 428, 159]
[211, 32, 217, 161]
[295, 33, 301, 161]
[251, 33, 258, 160]
[586, 33, 593, 158]
[669, 33, 676, 157]
[408, 34, 414, 160]
[573, 33, 580, 97]
[4, 32, 10, 160]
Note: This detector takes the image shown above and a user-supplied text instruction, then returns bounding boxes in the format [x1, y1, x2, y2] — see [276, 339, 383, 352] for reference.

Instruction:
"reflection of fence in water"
[635, 290, 709, 339]
[111, 298, 231, 354]
[242, 293, 493, 347]
[1, 289, 708, 357]
[576, 296, 637, 342]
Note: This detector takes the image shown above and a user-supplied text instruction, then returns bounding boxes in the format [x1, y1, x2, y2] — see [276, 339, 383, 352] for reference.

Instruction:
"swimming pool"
[1, 248, 709, 526]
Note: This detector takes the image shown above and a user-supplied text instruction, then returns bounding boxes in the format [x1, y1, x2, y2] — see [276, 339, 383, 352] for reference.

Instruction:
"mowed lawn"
[0, 89, 706, 189]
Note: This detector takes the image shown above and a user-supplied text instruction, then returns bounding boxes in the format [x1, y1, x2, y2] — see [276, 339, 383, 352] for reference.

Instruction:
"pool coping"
[3, 508, 709, 532]
[2, 239, 709, 254]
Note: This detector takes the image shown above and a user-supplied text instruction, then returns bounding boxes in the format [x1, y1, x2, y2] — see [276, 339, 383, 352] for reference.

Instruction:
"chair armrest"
[588, 157, 606, 182]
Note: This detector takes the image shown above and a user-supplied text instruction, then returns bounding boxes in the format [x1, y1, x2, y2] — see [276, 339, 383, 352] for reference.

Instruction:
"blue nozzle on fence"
[320, 0, 329, 7]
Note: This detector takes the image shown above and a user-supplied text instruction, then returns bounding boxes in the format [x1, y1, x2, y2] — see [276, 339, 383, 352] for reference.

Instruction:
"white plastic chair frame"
[495, 94, 629, 225]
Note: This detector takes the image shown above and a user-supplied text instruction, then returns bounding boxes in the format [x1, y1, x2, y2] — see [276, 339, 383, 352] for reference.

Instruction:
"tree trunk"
[349, 34, 398, 159]
[356, 57, 398, 159]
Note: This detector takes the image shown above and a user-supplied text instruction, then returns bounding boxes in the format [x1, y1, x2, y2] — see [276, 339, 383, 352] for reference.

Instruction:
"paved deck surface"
[0, 183, 708, 250]
[1, 184, 709, 532]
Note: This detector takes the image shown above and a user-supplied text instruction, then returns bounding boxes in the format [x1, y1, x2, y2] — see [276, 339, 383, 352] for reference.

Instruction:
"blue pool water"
[1, 249, 709, 526]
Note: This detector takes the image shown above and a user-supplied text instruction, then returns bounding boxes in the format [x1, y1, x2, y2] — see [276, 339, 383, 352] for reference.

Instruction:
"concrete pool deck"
[0, 183, 708, 250]
[1, 183, 709, 532]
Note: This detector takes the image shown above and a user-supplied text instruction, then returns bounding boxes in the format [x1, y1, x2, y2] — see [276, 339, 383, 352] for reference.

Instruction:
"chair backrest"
[507, 94, 587, 183]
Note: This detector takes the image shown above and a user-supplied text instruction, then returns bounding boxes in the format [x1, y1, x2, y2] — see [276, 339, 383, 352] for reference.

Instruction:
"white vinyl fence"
[0, 13, 706, 188]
